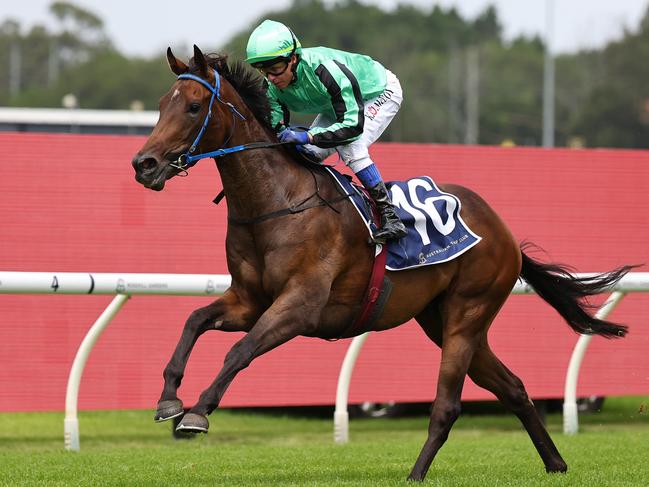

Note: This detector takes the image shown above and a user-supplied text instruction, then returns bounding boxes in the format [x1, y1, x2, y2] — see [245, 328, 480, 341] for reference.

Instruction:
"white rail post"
[64, 294, 130, 451]
[562, 291, 626, 435]
[333, 332, 370, 444]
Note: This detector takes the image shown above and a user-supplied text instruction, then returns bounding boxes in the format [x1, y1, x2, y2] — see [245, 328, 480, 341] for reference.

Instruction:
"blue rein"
[171, 68, 252, 171]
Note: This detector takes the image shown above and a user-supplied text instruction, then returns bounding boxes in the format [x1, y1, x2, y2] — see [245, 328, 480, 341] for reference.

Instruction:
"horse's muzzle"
[132, 153, 167, 190]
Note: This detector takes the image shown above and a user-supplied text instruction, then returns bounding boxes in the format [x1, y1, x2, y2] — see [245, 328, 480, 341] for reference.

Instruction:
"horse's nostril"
[142, 159, 156, 170]
[137, 157, 158, 172]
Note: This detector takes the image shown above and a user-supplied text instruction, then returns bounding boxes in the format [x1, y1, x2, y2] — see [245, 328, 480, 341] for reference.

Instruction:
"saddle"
[324, 169, 483, 338]
[325, 169, 482, 271]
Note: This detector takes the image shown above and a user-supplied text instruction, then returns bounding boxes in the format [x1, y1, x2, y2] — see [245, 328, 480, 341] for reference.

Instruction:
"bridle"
[170, 67, 286, 173]
[167, 67, 352, 222]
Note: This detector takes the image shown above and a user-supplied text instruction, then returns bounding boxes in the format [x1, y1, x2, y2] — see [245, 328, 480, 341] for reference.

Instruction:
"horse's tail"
[519, 242, 634, 338]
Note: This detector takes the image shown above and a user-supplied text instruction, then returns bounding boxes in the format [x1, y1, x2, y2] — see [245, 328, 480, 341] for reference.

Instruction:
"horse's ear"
[193, 44, 208, 77]
[167, 47, 188, 76]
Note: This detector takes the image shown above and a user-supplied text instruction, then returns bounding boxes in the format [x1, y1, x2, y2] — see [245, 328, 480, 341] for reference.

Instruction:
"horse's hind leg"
[467, 346, 568, 473]
[413, 300, 567, 477]
[408, 293, 503, 481]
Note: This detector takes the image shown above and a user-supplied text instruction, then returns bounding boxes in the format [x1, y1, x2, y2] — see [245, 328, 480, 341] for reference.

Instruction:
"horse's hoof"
[546, 462, 568, 473]
[154, 399, 184, 422]
[176, 412, 209, 433]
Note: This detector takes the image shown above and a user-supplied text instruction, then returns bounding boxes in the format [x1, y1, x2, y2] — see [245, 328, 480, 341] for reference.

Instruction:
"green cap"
[246, 20, 302, 66]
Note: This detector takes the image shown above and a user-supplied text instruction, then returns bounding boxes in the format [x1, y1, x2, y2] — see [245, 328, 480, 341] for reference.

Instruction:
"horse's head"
[132, 45, 235, 191]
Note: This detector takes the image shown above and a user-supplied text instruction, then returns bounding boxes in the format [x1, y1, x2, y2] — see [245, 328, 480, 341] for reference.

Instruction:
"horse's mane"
[188, 53, 272, 130]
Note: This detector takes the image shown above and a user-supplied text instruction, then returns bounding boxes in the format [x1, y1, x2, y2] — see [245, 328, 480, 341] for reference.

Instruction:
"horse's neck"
[216, 119, 300, 221]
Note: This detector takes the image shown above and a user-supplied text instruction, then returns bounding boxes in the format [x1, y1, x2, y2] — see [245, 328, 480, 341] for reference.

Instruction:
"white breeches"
[304, 70, 403, 174]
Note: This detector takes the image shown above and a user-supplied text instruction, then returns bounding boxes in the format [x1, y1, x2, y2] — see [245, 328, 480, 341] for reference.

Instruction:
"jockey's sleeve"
[309, 59, 365, 148]
[264, 80, 290, 132]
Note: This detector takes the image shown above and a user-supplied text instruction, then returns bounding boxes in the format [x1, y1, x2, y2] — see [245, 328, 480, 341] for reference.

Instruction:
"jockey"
[245, 19, 407, 243]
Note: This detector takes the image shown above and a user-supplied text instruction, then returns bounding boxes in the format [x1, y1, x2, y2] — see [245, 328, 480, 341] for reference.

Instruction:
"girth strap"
[339, 245, 391, 339]
[228, 192, 352, 225]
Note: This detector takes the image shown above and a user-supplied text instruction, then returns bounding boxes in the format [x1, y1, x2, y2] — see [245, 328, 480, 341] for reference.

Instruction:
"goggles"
[255, 59, 291, 77]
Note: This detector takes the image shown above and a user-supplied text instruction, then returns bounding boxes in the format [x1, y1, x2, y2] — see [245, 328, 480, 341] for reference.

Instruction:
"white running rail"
[1, 271, 648, 449]
[0, 271, 231, 451]
[333, 272, 649, 443]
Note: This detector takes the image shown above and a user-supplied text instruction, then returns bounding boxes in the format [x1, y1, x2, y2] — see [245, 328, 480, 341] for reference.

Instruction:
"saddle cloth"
[325, 167, 482, 271]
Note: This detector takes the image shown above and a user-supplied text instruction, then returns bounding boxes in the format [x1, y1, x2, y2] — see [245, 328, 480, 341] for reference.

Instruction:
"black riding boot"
[367, 182, 407, 243]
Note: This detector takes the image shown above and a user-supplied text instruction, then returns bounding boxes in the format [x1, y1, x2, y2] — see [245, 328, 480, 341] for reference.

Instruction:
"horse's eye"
[188, 103, 201, 114]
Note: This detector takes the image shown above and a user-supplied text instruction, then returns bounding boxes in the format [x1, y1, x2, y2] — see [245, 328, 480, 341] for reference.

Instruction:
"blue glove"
[278, 128, 310, 145]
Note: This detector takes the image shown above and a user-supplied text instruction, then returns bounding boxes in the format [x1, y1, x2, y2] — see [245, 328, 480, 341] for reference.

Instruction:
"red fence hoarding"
[0, 133, 647, 412]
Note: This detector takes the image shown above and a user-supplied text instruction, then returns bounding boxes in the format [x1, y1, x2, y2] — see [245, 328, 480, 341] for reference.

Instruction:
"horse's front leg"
[155, 288, 254, 422]
[175, 279, 328, 432]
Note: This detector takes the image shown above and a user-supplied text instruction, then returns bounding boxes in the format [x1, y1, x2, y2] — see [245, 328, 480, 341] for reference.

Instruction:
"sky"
[1, 0, 648, 57]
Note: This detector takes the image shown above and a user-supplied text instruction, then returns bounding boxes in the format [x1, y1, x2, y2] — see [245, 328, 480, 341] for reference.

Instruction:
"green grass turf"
[0, 396, 647, 486]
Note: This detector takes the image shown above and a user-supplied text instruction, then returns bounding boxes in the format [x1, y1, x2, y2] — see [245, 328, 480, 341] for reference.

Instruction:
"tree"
[2, 0, 649, 148]
[556, 6, 649, 147]
[0, 1, 113, 107]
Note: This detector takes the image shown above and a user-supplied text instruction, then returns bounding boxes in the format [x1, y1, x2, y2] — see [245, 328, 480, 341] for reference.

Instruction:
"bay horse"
[131, 45, 631, 481]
